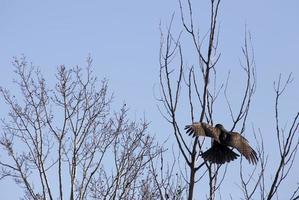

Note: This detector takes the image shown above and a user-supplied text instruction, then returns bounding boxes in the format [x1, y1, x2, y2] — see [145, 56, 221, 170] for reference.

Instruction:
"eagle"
[185, 122, 258, 165]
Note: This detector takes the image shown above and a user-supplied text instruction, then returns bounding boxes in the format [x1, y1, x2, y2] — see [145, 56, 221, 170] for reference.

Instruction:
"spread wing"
[185, 122, 220, 142]
[228, 132, 258, 165]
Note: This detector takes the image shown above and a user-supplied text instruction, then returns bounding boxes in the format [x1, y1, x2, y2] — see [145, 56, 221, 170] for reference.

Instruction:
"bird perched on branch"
[185, 122, 258, 165]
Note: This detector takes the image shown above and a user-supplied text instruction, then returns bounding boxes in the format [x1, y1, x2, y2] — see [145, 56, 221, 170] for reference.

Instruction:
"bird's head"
[216, 124, 231, 142]
[215, 124, 225, 130]
[215, 123, 229, 134]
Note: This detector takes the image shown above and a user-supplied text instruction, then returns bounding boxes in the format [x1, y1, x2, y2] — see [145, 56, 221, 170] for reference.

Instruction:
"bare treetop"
[0, 57, 169, 200]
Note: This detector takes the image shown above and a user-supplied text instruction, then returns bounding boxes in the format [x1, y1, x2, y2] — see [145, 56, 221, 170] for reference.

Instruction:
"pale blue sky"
[0, 0, 299, 199]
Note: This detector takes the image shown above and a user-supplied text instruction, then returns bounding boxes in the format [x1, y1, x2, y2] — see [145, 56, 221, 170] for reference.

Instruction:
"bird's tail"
[201, 143, 239, 164]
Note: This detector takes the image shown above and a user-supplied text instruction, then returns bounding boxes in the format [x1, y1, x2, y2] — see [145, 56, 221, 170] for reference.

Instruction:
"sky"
[0, 0, 299, 199]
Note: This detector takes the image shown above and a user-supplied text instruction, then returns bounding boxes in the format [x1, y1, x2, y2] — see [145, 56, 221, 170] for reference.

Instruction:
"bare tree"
[157, 0, 299, 199]
[267, 75, 299, 200]
[0, 56, 169, 200]
[159, 0, 299, 199]
[238, 74, 299, 200]
[1, 1, 298, 200]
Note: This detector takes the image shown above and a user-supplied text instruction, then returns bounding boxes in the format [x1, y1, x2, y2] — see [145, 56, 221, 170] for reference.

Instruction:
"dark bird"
[185, 122, 258, 165]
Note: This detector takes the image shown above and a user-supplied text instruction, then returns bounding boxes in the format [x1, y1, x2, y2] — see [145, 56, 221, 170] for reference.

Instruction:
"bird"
[185, 122, 258, 165]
